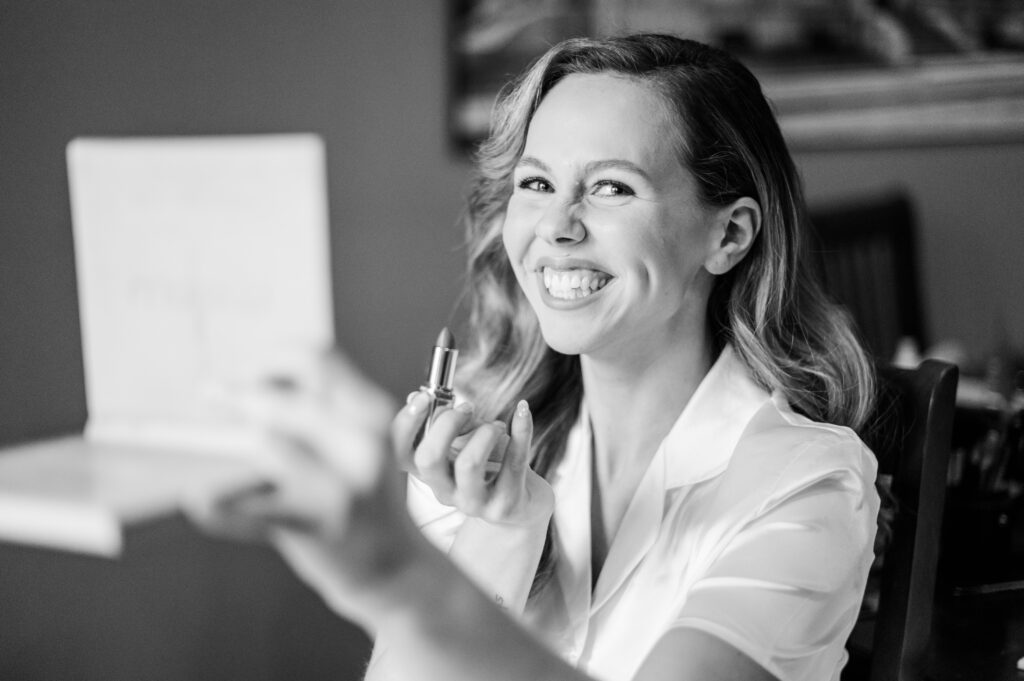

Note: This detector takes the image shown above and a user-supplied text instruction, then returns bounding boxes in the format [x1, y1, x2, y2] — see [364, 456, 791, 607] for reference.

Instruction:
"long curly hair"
[454, 34, 876, 595]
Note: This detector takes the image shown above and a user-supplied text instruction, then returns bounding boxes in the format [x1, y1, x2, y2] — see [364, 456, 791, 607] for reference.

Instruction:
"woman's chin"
[538, 326, 599, 357]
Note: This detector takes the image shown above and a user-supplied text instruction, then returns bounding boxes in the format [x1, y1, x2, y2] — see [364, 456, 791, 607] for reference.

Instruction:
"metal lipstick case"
[415, 327, 458, 444]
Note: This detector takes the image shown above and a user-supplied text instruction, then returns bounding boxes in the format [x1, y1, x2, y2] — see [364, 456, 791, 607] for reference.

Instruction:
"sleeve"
[407, 475, 466, 552]
[406, 476, 549, 616]
[672, 439, 880, 681]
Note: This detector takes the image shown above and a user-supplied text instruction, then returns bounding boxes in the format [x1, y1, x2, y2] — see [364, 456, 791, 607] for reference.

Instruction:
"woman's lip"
[532, 256, 611, 276]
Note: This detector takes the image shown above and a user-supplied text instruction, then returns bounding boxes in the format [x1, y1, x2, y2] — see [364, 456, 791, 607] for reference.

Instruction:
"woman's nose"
[535, 199, 586, 245]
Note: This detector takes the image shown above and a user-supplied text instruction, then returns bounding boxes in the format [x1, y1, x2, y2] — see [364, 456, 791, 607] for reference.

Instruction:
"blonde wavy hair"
[454, 34, 876, 594]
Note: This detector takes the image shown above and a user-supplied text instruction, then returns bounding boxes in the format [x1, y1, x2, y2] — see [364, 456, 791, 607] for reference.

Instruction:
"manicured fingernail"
[216, 480, 278, 509]
[405, 391, 419, 405]
[456, 401, 475, 414]
[266, 374, 300, 391]
[408, 391, 431, 414]
[516, 399, 530, 418]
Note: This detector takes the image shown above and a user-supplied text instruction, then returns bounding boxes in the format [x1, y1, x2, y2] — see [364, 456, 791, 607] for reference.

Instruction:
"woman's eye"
[516, 177, 553, 193]
[591, 180, 634, 198]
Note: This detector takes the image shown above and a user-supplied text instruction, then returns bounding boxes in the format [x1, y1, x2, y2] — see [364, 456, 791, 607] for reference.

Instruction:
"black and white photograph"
[2, 2, 1024, 680]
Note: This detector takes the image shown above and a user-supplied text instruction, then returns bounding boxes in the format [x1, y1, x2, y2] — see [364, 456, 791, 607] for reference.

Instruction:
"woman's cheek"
[501, 216, 529, 273]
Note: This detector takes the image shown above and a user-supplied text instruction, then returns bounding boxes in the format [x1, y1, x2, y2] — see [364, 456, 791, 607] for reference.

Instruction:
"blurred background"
[3, 0, 1024, 445]
[2, 1, 1023, 679]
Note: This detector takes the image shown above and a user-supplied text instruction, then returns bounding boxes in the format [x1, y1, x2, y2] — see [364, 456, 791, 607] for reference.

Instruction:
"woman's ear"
[704, 197, 762, 275]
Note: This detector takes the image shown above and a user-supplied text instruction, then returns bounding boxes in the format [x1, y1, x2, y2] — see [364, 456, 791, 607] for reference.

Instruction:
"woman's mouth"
[542, 266, 611, 300]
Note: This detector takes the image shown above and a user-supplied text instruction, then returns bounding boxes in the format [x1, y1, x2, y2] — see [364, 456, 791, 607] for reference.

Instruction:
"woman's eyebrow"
[515, 155, 551, 173]
[515, 155, 652, 182]
[584, 159, 652, 182]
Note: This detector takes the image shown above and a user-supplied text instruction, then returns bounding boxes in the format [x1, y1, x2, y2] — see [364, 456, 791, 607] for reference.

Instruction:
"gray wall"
[2, 1, 1022, 450]
[798, 144, 1024, 357]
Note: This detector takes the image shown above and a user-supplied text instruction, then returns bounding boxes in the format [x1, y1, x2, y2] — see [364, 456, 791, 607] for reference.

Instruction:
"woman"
[190, 34, 880, 681]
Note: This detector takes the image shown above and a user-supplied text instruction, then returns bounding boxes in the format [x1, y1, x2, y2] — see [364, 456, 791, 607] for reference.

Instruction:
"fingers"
[184, 481, 287, 544]
[391, 394, 536, 523]
[492, 400, 532, 504]
[390, 391, 433, 472]
[185, 429, 356, 545]
[256, 345, 393, 421]
[452, 421, 510, 513]
[219, 361, 393, 490]
[413, 402, 475, 501]
[188, 477, 350, 547]
[187, 346, 412, 581]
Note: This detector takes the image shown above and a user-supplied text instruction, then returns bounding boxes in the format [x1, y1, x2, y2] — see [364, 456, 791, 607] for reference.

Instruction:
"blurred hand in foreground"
[185, 349, 422, 627]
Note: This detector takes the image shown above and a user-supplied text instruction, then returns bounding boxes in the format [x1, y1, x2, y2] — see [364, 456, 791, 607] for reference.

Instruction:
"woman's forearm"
[447, 515, 548, 615]
[366, 533, 586, 681]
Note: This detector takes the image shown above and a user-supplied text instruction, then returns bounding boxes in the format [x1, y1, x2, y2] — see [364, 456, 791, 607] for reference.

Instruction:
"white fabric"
[408, 345, 879, 681]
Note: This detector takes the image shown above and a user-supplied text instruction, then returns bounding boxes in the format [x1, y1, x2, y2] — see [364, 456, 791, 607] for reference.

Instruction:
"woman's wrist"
[479, 470, 555, 528]
[366, 530, 485, 639]
[448, 507, 550, 615]
[268, 508, 434, 630]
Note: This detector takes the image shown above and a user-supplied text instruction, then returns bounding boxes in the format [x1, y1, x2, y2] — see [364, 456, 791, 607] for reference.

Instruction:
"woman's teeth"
[542, 267, 609, 300]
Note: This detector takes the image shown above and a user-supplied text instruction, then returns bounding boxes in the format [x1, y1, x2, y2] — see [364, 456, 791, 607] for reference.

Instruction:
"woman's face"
[502, 72, 718, 360]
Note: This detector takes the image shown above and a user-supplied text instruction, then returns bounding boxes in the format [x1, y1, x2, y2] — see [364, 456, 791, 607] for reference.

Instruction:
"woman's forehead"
[523, 73, 684, 171]
[534, 73, 673, 127]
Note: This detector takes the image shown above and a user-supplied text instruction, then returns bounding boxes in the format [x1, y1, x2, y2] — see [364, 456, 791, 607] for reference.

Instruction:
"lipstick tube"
[415, 327, 458, 445]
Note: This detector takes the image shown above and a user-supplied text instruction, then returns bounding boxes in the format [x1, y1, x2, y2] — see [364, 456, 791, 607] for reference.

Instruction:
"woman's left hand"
[184, 349, 426, 626]
[393, 394, 554, 528]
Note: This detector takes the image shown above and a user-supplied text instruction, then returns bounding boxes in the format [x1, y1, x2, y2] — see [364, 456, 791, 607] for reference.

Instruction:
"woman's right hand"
[391, 395, 554, 528]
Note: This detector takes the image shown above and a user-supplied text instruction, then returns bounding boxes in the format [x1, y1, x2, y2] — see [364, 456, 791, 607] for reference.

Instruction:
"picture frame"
[447, 0, 1024, 151]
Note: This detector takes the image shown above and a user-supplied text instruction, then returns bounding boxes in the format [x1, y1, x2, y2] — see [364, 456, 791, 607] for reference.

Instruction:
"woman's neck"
[581, 332, 714, 479]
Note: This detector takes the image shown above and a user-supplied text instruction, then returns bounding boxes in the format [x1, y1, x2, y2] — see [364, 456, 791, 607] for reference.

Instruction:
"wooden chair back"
[810, 191, 927, 361]
[844, 359, 958, 681]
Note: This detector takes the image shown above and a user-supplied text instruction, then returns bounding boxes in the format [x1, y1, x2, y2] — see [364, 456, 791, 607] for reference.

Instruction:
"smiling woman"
[189, 33, 880, 681]
[503, 73, 729, 363]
